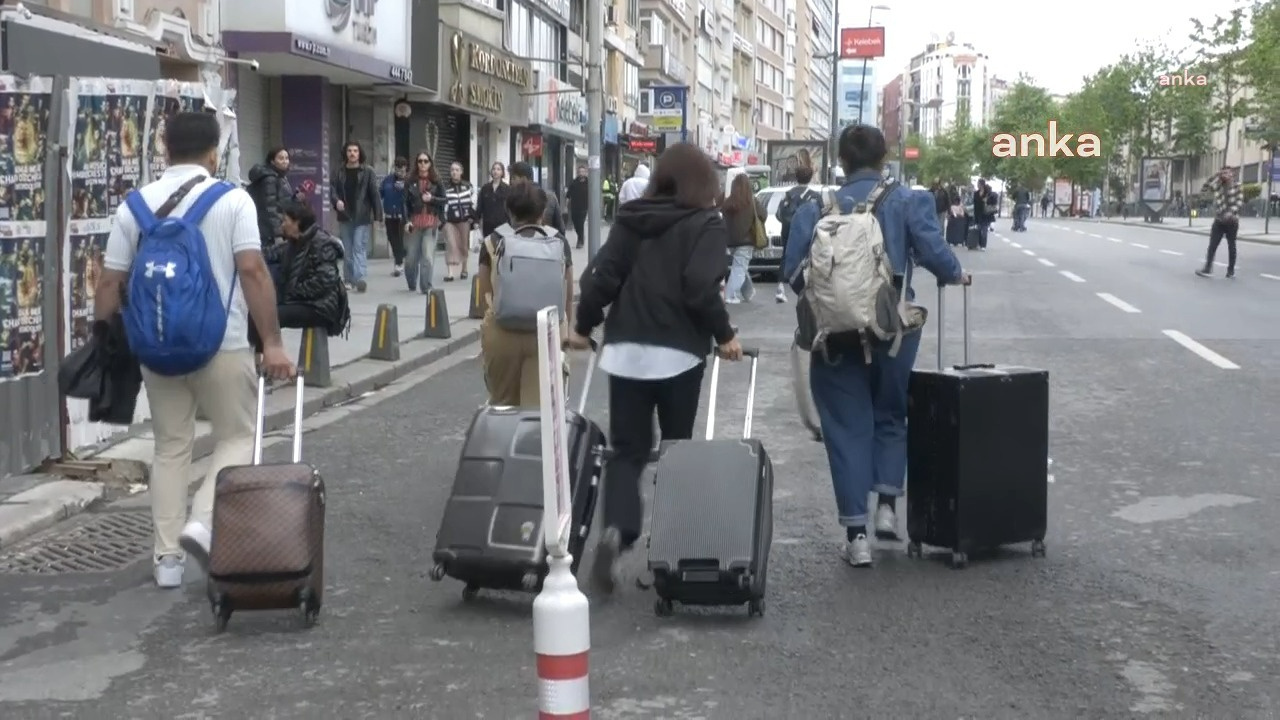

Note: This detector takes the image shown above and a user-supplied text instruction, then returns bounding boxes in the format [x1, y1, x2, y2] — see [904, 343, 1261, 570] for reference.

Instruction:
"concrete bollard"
[533, 554, 590, 719]
[468, 275, 487, 319]
[369, 304, 400, 361]
[298, 326, 332, 388]
[422, 288, 451, 339]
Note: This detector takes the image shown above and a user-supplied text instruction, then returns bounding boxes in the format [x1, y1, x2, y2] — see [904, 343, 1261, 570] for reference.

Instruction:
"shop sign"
[529, 74, 585, 139]
[445, 32, 531, 119]
[523, 133, 544, 158]
[625, 136, 658, 153]
[287, 0, 410, 66]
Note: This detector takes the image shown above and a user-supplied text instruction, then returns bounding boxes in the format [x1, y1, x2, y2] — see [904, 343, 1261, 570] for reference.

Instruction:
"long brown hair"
[643, 142, 719, 208]
[720, 173, 755, 215]
[411, 151, 439, 184]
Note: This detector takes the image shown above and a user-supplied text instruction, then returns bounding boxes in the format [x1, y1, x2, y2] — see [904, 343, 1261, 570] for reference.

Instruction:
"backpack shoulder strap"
[820, 188, 842, 217]
[126, 174, 206, 237]
[181, 180, 234, 226]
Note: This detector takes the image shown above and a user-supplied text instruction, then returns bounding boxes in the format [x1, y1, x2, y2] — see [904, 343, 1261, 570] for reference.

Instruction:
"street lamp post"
[827, 4, 888, 184]
[854, 6, 891, 125]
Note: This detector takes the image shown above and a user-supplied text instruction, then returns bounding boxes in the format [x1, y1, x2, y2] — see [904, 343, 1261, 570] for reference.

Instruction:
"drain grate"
[0, 510, 152, 574]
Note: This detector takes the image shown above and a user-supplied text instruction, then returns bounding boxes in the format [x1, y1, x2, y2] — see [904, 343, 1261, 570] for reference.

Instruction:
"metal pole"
[1186, 157, 1192, 228]
[827, 4, 840, 184]
[1266, 146, 1275, 235]
[854, 7, 873, 124]
[586, 0, 605, 259]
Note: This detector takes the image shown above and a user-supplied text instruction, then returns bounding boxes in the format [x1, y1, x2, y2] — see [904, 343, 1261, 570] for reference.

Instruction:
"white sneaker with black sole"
[874, 504, 899, 540]
[846, 534, 873, 567]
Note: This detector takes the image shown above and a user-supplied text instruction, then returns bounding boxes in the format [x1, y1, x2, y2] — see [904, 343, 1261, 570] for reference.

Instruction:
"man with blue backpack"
[92, 112, 296, 589]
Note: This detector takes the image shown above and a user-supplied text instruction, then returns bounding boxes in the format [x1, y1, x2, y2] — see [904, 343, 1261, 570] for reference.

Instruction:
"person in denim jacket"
[782, 124, 969, 568]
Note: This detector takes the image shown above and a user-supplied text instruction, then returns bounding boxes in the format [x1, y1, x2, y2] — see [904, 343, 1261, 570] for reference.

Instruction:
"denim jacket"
[782, 169, 964, 300]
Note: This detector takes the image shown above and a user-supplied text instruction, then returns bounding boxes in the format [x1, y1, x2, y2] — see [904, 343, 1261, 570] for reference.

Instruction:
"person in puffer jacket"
[251, 202, 350, 350]
[247, 146, 298, 246]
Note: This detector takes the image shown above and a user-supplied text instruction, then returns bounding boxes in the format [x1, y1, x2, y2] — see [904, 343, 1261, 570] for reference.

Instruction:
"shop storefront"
[221, 0, 419, 224]
[618, 124, 657, 179]
[523, 74, 586, 198]
[603, 113, 620, 182]
[437, 28, 532, 183]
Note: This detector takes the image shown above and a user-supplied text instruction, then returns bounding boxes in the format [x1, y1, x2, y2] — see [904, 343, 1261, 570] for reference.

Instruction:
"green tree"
[919, 123, 984, 184]
[985, 81, 1056, 187]
[1242, 0, 1280, 148]
[1190, 7, 1252, 159]
[1054, 88, 1108, 187]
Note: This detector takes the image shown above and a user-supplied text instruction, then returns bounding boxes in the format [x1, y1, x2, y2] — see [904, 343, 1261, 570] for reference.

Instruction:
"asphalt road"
[1, 220, 1279, 718]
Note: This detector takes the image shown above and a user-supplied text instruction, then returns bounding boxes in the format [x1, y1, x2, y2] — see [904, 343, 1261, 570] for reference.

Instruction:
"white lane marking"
[1011, 242, 1022, 248]
[1037, 258, 1056, 267]
[1159, 249, 1183, 256]
[1023, 249, 1036, 256]
[1162, 330, 1240, 370]
[1131, 243, 1150, 249]
[1001, 236, 1010, 243]
[1060, 270, 1086, 282]
[1215, 261, 1232, 268]
[1261, 273, 1280, 281]
[1087, 233, 1103, 238]
[1106, 237, 1123, 243]
[1096, 293, 1141, 313]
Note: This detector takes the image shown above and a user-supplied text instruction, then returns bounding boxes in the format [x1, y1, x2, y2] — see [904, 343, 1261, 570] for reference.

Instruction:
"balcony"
[664, 0, 690, 19]
[643, 44, 688, 81]
[732, 31, 753, 56]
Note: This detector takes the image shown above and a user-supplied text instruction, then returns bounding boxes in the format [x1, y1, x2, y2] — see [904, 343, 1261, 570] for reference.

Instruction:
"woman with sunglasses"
[403, 152, 446, 293]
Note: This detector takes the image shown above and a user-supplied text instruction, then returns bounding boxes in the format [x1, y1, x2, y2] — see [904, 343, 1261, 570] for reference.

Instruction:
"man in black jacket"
[509, 161, 565, 234]
[566, 164, 589, 249]
[329, 141, 381, 292]
[475, 161, 511, 237]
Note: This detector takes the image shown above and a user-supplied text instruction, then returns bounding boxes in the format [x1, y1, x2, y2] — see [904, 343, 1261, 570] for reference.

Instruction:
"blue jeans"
[338, 222, 371, 283]
[809, 330, 921, 528]
[404, 227, 437, 293]
[726, 246, 754, 300]
[1013, 204, 1030, 230]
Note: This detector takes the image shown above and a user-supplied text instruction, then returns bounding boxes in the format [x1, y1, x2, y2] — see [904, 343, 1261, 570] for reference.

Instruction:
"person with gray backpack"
[782, 124, 968, 569]
[476, 180, 574, 406]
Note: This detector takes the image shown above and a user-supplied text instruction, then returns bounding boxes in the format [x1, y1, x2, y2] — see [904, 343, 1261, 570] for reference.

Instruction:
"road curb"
[0, 324, 482, 552]
[1092, 219, 1280, 246]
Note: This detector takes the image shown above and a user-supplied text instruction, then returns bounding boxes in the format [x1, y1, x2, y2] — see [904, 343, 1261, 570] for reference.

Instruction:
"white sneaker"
[725, 297, 742, 304]
[874, 504, 899, 540]
[393, 264, 403, 277]
[845, 534, 873, 568]
[178, 521, 213, 576]
[774, 287, 787, 303]
[154, 555, 184, 588]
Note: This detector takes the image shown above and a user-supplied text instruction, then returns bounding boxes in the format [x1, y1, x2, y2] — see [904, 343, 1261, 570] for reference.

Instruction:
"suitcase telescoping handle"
[935, 284, 993, 371]
[251, 374, 305, 465]
[568, 337, 600, 416]
[705, 348, 761, 441]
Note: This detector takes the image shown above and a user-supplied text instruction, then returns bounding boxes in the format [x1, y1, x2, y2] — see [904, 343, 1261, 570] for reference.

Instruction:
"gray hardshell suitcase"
[646, 349, 773, 618]
[429, 351, 604, 600]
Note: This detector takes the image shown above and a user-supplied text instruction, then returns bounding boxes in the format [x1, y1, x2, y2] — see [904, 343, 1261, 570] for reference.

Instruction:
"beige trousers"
[142, 350, 257, 558]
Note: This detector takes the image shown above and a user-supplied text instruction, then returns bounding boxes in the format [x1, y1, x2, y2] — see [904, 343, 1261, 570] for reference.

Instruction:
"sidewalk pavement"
[1086, 215, 1280, 245]
[0, 237, 596, 552]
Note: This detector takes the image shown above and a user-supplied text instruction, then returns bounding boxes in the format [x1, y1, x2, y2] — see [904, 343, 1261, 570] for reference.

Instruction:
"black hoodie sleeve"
[575, 223, 633, 336]
[683, 213, 735, 345]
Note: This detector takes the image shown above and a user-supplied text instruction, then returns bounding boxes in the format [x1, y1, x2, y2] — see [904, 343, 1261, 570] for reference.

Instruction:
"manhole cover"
[0, 510, 151, 574]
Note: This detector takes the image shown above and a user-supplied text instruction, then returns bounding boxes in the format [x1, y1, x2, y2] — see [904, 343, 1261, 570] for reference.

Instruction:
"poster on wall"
[0, 75, 51, 381]
[147, 80, 204, 182]
[0, 75, 53, 223]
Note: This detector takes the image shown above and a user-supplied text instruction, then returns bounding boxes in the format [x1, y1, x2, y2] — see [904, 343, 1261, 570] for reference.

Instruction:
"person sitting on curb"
[250, 202, 350, 352]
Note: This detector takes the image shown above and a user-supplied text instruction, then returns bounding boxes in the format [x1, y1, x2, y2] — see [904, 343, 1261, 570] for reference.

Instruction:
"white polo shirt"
[103, 164, 261, 352]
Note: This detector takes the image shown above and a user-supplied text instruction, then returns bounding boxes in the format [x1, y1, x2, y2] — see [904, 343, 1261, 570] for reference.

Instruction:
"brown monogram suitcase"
[206, 375, 325, 633]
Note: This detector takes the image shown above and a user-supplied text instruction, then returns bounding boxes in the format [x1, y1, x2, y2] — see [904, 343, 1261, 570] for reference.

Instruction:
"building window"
[641, 14, 667, 46]
[628, 0, 639, 29]
[570, 0, 585, 34]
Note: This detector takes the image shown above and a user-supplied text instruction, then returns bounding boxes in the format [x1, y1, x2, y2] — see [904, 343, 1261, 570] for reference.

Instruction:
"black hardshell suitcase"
[965, 223, 981, 250]
[646, 349, 773, 618]
[906, 285, 1049, 568]
[429, 351, 605, 599]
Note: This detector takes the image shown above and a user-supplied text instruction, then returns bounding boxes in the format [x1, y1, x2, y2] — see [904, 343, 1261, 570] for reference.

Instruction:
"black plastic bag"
[58, 337, 104, 400]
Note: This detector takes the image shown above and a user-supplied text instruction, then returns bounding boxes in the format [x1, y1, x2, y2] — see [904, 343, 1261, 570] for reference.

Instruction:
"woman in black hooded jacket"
[247, 146, 299, 245]
[566, 142, 744, 593]
[251, 202, 350, 349]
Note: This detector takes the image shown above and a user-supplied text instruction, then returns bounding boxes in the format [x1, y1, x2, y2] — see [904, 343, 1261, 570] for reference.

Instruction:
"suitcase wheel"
[906, 542, 922, 559]
[950, 551, 968, 569]
[428, 563, 447, 582]
[1031, 540, 1047, 558]
[211, 594, 232, 634]
[299, 588, 320, 628]
[461, 584, 480, 602]
[654, 598, 674, 617]
[748, 598, 765, 618]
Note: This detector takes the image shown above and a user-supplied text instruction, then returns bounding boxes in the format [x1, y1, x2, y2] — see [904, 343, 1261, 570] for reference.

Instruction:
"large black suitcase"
[429, 352, 605, 599]
[906, 285, 1049, 569]
[646, 350, 773, 618]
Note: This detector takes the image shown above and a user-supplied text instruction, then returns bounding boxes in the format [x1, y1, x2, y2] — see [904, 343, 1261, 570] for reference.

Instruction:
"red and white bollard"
[534, 553, 590, 719]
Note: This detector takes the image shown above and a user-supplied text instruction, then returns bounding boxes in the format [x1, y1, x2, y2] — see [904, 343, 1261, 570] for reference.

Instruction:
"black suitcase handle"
[936, 284, 975, 371]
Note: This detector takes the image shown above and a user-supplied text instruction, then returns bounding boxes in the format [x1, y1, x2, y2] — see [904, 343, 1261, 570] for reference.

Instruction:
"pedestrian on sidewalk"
[1011, 184, 1031, 231]
[567, 142, 742, 593]
[476, 162, 510, 237]
[246, 146, 296, 246]
[1196, 166, 1242, 279]
[477, 181, 574, 406]
[442, 160, 477, 281]
[567, 164, 589, 249]
[782, 124, 968, 568]
[774, 165, 821, 303]
[330, 141, 382, 293]
[618, 163, 649, 206]
[91, 111, 295, 589]
[721, 173, 765, 304]
[404, 151, 445, 292]
[380, 157, 410, 277]
[509, 161, 565, 234]
[973, 179, 996, 250]
[251, 202, 350, 348]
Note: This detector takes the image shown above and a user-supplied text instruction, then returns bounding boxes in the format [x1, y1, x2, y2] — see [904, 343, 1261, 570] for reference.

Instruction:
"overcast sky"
[838, 0, 1242, 95]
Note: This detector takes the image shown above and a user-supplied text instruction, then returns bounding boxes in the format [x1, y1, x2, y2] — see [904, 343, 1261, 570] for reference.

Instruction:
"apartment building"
[903, 36, 991, 143]
[638, 0, 693, 151]
[603, 0, 647, 178]
[792, 0, 833, 141]
[752, 0, 787, 141]
[691, 0, 734, 157]
[839, 60, 877, 127]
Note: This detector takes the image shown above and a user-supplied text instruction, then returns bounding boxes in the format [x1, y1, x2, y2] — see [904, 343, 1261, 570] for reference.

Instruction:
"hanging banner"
[147, 80, 204, 182]
[0, 75, 52, 381]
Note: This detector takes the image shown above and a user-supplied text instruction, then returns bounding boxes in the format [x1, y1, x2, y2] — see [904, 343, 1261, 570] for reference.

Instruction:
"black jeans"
[603, 362, 706, 549]
[1205, 218, 1238, 272]
[249, 303, 327, 352]
[571, 214, 586, 247]
[384, 217, 406, 265]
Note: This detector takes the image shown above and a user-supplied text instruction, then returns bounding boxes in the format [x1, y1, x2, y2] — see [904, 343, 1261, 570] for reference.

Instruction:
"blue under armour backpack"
[122, 177, 237, 376]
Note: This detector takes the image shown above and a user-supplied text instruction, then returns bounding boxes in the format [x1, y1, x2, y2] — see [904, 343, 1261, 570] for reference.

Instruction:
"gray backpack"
[487, 223, 567, 331]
